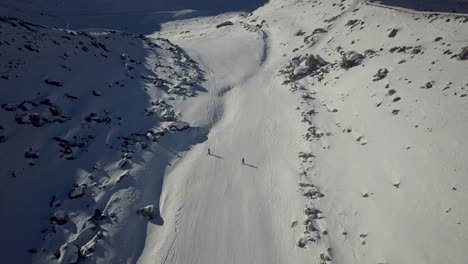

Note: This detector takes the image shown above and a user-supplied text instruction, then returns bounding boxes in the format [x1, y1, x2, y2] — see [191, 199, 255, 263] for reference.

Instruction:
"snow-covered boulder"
[136, 205, 155, 219]
[80, 230, 104, 257]
[58, 242, 79, 264]
[340, 51, 365, 69]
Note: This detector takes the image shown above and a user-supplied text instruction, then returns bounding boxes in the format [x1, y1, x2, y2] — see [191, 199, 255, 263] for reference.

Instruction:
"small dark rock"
[388, 28, 398, 38]
[373, 68, 388, 81]
[29, 113, 47, 127]
[24, 148, 39, 159]
[44, 79, 62, 87]
[424, 81, 434, 89]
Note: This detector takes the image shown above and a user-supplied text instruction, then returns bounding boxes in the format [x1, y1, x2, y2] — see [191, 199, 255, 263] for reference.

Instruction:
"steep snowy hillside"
[1, 0, 468, 263]
[0, 0, 267, 33]
[0, 16, 208, 264]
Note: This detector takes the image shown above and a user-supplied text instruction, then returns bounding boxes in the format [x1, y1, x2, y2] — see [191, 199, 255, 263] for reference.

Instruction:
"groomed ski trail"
[138, 21, 317, 264]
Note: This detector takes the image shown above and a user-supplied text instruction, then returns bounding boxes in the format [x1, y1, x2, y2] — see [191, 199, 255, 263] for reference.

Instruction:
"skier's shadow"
[244, 163, 258, 169]
[209, 153, 224, 159]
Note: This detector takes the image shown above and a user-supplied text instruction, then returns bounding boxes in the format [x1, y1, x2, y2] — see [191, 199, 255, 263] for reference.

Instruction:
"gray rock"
[340, 51, 365, 69]
[388, 28, 398, 38]
[305, 54, 327, 70]
[458, 46, 468, 60]
[297, 238, 308, 248]
[424, 81, 434, 89]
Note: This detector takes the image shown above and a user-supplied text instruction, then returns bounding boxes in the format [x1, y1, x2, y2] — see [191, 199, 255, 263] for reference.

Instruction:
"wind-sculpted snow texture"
[1, 0, 468, 263]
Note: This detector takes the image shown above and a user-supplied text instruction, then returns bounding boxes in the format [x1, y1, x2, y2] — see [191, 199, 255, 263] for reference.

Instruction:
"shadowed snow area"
[0, 0, 267, 33]
[370, 0, 468, 13]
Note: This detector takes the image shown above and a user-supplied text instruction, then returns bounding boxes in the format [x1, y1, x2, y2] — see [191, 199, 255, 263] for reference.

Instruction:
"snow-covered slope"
[1, 0, 468, 263]
[0, 0, 267, 33]
[0, 16, 208, 264]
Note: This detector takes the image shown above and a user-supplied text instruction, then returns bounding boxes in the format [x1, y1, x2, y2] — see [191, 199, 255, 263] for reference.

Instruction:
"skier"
[207, 148, 211, 155]
[241, 157, 245, 165]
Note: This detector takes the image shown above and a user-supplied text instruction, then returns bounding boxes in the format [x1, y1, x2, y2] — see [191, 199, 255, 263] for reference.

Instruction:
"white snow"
[1, 0, 468, 263]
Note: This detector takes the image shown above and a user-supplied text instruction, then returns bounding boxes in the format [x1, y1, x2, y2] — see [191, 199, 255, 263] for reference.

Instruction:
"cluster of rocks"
[52, 135, 93, 160]
[373, 68, 389, 81]
[2, 98, 70, 127]
[279, 53, 329, 83]
[389, 45, 423, 55]
[50, 209, 106, 264]
[278, 58, 332, 257]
